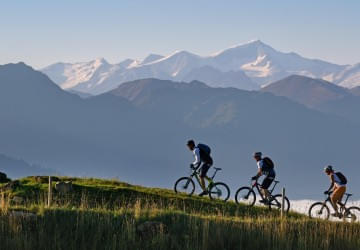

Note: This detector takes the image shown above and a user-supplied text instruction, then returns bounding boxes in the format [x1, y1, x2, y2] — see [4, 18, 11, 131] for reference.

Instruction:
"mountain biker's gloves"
[251, 176, 258, 180]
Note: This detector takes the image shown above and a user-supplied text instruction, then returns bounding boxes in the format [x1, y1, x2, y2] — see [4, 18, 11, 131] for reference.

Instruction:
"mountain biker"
[324, 165, 347, 218]
[252, 152, 276, 203]
[186, 140, 213, 196]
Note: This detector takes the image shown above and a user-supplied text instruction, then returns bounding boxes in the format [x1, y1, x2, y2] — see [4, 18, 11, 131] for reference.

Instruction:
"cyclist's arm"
[255, 161, 263, 178]
[256, 168, 262, 177]
[192, 148, 201, 169]
[327, 174, 335, 192]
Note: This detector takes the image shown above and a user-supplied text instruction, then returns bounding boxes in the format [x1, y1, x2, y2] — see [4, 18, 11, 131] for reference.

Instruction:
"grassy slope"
[1, 177, 360, 250]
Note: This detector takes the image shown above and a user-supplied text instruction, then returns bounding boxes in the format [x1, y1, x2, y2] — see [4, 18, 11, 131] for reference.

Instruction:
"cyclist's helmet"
[253, 152, 262, 158]
[324, 165, 333, 173]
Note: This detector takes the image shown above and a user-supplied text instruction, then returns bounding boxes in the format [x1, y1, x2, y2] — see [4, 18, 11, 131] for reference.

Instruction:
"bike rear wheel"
[209, 182, 230, 201]
[174, 177, 195, 196]
[269, 194, 290, 212]
[308, 202, 330, 220]
[344, 206, 360, 223]
[235, 187, 256, 206]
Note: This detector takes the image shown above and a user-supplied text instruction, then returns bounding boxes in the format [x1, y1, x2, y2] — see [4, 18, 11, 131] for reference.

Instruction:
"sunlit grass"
[0, 176, 359, 249]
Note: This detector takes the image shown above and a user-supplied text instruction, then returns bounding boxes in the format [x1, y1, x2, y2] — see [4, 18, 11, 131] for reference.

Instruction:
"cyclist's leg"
[260, 176, 274, 200]
[204, 164, 213, 183]
[331, 186, 346, 215]
[199, 163, 211, 191]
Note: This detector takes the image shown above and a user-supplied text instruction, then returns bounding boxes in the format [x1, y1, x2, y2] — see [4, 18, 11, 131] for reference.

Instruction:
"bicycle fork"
[317, 203, 328, 215]
[183, 177, 193, 189]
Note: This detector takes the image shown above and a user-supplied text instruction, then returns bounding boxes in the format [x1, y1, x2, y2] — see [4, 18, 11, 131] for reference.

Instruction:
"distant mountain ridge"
[0, 153, 55, 178]
[351, 86, 360, 96]
[262, 75, 350, 107]
[262, 75, 360, 123]
[41, 40, 360, 95]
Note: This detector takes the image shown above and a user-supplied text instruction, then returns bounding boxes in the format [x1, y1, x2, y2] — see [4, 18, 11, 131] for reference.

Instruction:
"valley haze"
[0, 60, 360, 199]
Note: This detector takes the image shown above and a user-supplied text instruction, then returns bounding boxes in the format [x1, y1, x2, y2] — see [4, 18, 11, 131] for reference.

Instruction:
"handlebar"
[250, 178, 259, 187]
[189, 165, 200, 175]
[324, 190, 333, 196]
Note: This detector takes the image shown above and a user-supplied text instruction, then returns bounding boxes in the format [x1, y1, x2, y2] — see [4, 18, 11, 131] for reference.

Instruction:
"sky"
[0, 0, 359, 68]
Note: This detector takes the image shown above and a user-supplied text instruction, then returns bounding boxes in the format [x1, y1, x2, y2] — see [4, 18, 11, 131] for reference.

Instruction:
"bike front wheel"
[344, 206, 360, 223]
[269, 194, 290, 212]
[308, 202, 330, 220]
[209, 182, 230, 201]
[235, 187, 256, 206]
[174, 177, 195, 196]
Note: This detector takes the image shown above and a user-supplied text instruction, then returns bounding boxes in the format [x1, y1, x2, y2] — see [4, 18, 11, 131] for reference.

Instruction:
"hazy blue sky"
[1, 0, 359, 68]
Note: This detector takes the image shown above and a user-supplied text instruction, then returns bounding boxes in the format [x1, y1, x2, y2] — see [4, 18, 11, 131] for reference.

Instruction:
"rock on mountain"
[42, 40, 360, 95]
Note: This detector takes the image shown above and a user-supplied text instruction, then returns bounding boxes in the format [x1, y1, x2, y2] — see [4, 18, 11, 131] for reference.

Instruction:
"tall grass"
[0, 207, 359, 250]
[0, 177, 360, 249]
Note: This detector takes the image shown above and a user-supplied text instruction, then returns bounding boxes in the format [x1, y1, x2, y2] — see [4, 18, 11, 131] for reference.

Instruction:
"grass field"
[1, 177, 360, 250]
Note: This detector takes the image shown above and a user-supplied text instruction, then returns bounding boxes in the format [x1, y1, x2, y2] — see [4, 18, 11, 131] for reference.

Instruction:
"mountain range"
[41, 40, 360, 95]
[0, 153, 55, 179]
[262, 75, 360, 124]
[351, 86, 360, 96]
[1, 62, 360, 199]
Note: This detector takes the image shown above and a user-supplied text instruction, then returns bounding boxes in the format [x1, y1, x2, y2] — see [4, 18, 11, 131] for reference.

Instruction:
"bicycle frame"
[188, 167, 220, 189]
[249, 179, 279, 200]
[320, 192, 351, 212]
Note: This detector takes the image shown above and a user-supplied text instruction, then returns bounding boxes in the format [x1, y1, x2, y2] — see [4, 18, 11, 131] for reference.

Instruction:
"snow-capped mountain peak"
[93, 57, 109, 67]
[41, 40, 360, 95]
[211, 39, 266, 57]
[141, 54, 164, 65]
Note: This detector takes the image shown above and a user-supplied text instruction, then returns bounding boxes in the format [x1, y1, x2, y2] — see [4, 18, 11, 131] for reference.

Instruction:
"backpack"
[262, 157, 274, 170]
[197, 143, 211, 155]
[335, 172, 347, 185]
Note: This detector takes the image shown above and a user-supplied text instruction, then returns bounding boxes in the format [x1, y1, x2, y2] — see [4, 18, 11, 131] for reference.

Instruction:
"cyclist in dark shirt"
[252, 152, 276, 203]
[187, 140, 213, 196]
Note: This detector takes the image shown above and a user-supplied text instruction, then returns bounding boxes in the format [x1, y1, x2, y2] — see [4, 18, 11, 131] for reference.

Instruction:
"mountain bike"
[174, 166, 230, 201]
[308, 191, 360, 222]
[235, 178, 290, 212]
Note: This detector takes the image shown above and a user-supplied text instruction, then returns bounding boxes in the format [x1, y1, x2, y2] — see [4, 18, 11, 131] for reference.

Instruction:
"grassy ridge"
[5, 177, 297, 218]
[0, 177, 360, 250]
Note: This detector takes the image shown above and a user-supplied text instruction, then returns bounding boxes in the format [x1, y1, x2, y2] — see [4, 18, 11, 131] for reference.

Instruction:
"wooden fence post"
[48, 176, 52, 207]
[281, 187, 285, 218]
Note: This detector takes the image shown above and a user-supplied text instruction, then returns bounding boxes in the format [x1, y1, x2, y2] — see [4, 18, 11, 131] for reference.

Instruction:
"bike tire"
[209, 182, 230, 202]
[174, 177, 195, 196]
[308, 202, 330, 220]
[270, 194, 290, 212]
[235, 187, 256, 206]
[344, 206, 360, 223]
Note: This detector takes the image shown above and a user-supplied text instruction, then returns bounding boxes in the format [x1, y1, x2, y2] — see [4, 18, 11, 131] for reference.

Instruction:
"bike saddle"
[214, 167, 222, 171]
[274, 181, 280, 183]
[346, 193, 353, 197]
